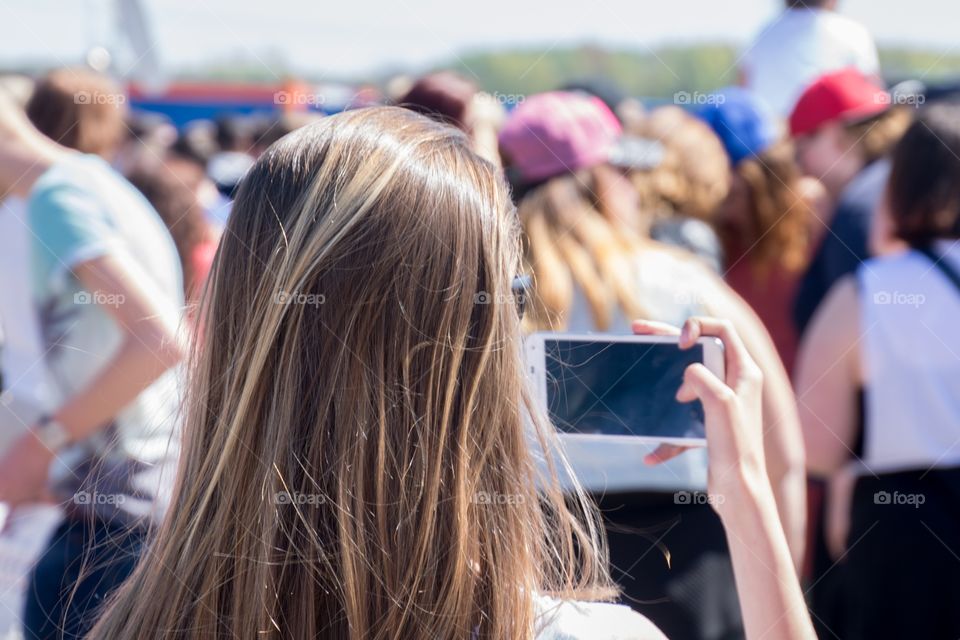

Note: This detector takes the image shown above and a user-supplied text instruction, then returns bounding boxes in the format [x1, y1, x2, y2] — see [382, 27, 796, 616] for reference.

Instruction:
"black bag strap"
[918, 245, 960, 296]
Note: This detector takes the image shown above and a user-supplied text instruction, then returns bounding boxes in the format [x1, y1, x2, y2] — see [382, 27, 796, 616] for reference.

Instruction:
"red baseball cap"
[498, 91, 623, 184]
[789, 68, 890, 137]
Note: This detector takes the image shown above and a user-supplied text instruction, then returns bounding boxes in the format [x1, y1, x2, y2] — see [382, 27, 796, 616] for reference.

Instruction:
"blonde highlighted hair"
[519, 165, 650, 332]
[88, 106, 612, 640]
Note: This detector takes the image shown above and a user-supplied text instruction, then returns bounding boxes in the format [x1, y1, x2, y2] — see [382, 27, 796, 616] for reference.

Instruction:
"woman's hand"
[634, 317, 816, 639]
[0, 431, 54, 518]
[633, 318, 769, 512]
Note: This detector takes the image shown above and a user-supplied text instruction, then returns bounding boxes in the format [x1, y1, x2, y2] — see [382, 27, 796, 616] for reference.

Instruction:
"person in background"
[167, 121, 233, 230]
[789, 68, 913, 336]
[740, 0, 879, 117]
[87, 105, 816, 640]
[796, 102, 960, 640]
[25, 67, 127, 162]
[626, 106, 729, 273]
[207, 115, 255, 198]
[787, 69, 912, 636]
[500, 92, 807, 640]
[398, 70, 504, 167]
[0, 92, 183, 640]
[112, 111, 178, 176]
[249, 112, 319, 158]
[126, 166, 218, 306]
[699, 87, 822, 374]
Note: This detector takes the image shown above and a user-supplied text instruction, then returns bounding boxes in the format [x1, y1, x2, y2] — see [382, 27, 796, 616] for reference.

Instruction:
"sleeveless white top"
[858, 241, 960, 473]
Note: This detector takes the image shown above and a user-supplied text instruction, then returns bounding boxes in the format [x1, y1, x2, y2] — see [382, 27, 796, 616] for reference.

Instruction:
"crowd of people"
[0, 1, 957, 639]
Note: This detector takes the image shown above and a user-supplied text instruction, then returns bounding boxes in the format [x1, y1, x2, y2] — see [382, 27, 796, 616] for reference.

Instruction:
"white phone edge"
[523, 332, 725, 447]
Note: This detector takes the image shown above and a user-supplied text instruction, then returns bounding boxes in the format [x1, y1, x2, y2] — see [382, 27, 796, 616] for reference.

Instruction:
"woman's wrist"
[714, 467, 779, 528]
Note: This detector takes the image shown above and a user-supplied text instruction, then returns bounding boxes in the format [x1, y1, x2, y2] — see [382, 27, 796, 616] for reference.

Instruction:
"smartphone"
[525, 333, 725, 446]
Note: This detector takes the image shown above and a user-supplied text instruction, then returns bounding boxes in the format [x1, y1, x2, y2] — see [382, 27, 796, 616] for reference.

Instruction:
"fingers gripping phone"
[525, 333, 725, 446]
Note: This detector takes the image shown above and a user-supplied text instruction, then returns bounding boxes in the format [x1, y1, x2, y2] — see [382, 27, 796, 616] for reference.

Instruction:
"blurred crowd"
[0, 1, 958, 639]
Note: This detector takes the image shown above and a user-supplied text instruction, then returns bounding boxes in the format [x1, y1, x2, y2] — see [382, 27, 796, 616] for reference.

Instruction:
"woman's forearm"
[721, 478, 817, 640]
[769, 463, 808, 570]
[51, 335, 181, 441]
[708, 285, 807, 565]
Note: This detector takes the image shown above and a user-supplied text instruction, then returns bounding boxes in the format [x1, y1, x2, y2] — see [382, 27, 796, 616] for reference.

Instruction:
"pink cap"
[498, 91, 623, 184]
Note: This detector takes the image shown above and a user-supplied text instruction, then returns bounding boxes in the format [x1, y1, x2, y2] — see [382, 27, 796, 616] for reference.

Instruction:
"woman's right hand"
[667, 317, 816, 639]
[673, 316, 771, 515]
[633, 316, 771, 514]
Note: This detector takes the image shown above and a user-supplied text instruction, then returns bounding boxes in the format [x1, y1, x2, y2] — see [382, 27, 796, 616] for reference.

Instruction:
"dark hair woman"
[797, 101, 960, 640]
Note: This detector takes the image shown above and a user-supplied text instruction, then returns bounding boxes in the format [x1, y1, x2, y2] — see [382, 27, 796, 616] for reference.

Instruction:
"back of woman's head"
[728, 141, 811, 274]
[628, 106, 730, 222]
[698, 89, 812, 275]
[518, 167, 648, 331]
[887, 102, 960, 248]
[90, 106, 610, 640]
[498, 91, 651, 331]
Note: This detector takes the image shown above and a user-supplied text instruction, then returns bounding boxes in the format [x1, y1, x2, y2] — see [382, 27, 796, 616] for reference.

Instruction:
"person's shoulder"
[534, 596, 668, 640]
[27, 158, 99, 219]
[861, 247, 931, 279]
[28, 155, 117, 211]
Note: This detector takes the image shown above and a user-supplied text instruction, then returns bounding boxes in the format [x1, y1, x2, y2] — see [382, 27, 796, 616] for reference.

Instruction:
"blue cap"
[697, 87, 779, 166]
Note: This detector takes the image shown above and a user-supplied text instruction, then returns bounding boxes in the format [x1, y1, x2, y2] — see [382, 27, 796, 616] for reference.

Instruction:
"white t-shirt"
[534, 595, 667, 640]
[741, 8, 880, 117]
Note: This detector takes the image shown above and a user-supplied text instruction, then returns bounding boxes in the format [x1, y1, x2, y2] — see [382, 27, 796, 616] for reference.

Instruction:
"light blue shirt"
[29, 154, 184, 524]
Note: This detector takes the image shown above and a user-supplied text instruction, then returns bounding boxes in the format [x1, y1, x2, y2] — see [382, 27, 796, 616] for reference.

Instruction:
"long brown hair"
[726, 140, 812, 275]
[89, 107, 612, 640]
[628, 106, 731, 224]
[519, 165, 649, 331]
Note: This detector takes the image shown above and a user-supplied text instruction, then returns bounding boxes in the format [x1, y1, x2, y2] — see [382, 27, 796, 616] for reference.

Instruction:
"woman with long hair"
[89, 106, 813, 640]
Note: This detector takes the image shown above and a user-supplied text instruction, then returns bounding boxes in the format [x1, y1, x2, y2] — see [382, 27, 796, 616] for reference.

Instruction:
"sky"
[0, 0, 959, 79]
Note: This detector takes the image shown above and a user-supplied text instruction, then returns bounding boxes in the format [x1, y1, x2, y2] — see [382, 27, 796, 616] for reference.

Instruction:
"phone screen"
[544, 339, 705, 440]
